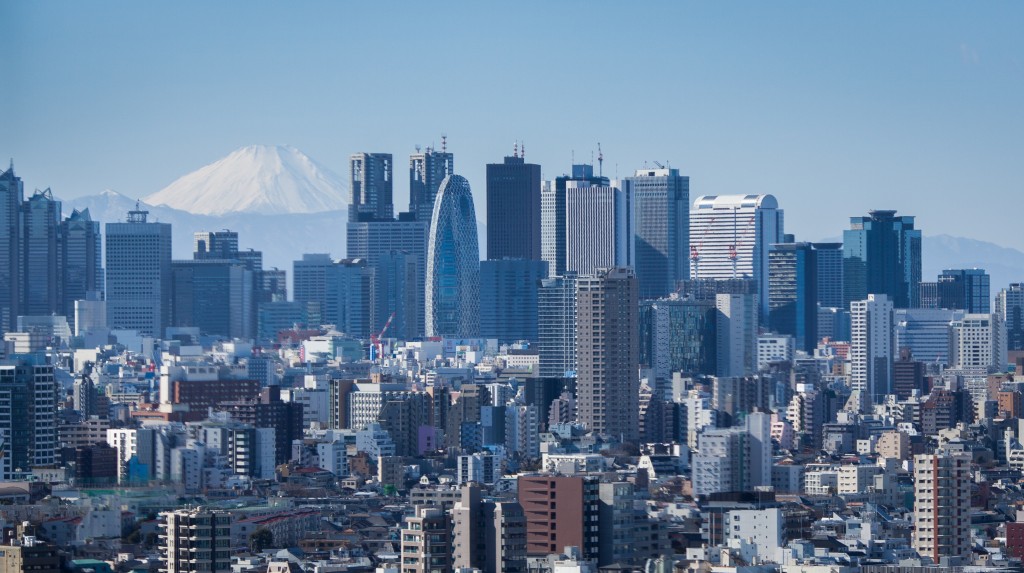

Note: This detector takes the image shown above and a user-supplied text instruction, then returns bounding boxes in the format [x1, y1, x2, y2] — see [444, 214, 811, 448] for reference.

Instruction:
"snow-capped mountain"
[144, 145, 346, 215]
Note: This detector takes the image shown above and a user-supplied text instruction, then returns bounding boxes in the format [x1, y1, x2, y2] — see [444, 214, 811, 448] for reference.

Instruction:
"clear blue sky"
[4, 2, 1022, 247]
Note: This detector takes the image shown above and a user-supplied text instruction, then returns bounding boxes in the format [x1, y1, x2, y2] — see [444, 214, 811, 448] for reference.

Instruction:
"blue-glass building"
[426, 175, 480, 338]
[937, 268, 990, 313]
[768, 243, 818, 352]
[842, 210, 921, 309]
[639, 297, 717, 379]
[480, 258, 548, 343]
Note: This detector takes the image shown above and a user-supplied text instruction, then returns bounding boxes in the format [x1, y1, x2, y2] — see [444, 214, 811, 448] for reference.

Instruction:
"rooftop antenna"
[415, 145, 421, 153]
[597, 143, 604, 177]
[441, 134, 447, 153]
[521, 141, 525, 160]
[572, 150, 575, 165]
[513, 141, 518, 159]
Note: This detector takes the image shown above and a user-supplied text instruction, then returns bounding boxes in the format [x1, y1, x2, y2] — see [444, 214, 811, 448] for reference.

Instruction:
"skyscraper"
[564, 179, 633, 276]
[0, 162, 23, 333]
[480, 259, 547, 343]
[425, 174, 480, 338]
[538, 273, 578, 378]
[768, 242, 818, 353]
[715, 293, 758, 377]
[843, 210, 922, 309]
[486, 152, 541, 261]
[61, 208, 103, 329]
[690, 195, 784, 319]
[20, 189, 62, 317]
[627, 167, 689, 299]
[575, 267, 639, 443]
[293, 253, 332, 324]
[937, 268, 990, 313]
[105, 207, 172, 336]
[171, 259, 254, 339]
[541, 164, 608, 278]
[996, 283, 1024, 351]
[850, 294, 894, 407]
[349, 152, 394, 222]
[347, 218, 428, 337]
[811, 242, 844, 308]
[409, 143, 454, 224]
[193, 230, 239, 259]
[639, 297, 717, 380]
[949, 313, 1006, 371]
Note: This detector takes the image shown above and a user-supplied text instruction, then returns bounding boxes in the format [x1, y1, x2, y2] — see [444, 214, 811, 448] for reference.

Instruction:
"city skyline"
[4, 2, 1023, 250]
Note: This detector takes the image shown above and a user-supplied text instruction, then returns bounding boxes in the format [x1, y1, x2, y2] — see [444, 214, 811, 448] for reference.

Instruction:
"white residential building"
[850, 294, 894, 408]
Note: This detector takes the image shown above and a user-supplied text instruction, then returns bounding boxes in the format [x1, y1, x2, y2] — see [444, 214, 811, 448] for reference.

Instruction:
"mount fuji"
[66, 145, 349, 271]
[145, 145, 346, 215]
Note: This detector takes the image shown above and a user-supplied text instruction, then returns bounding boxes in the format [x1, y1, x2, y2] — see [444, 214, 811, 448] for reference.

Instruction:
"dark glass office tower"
[937, 268, 990, 313]
[486, 153, 541, 261]
[768, 243, 818, 352]
[409, 143, 453, 224]
[480, 258, 548, 342]
[627, 167, 689, 299]
[349, 153, 394, 222]
[842, 210, 921, 309]
[811, 242, 843, 308]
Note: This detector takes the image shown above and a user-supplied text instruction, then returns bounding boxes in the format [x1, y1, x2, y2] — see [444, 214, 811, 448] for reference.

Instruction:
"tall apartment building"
[850, 294, 895, 408]
[105, 207, 172, 336]
[0, 355, 58, 480]
[161, 509, 233, 573]
[690, 194, 784, 319]
[575, 268, 639, 443]
[349, 152, 394, 222]
[517, 476, 600, 558]
[486, 152, 541, 261]
[627, 167, 689, 299]
[538, 274, 578, 378]
[452, 485, 527, 573]
[843, 210, 922, 309]
[399, 506, 451, 573]
[913, 451, 972, 564]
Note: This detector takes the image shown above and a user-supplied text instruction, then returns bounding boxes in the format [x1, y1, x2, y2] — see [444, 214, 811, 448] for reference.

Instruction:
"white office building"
[757, 334, 794, 370]
[716, 293, 758, 377]
[949, 313, 1007, 371]
[564, 180, 633, 276]
[689, 194, 784, 318]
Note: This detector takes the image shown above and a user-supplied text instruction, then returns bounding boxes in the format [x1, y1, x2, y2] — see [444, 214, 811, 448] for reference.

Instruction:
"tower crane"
[728, 215, 756, 279]
[370, 312, 396, 364]
[689, 216, 716, 282]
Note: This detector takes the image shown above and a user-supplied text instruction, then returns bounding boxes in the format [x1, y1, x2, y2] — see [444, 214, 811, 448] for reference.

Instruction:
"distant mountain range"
[61, 145, 1024, 291]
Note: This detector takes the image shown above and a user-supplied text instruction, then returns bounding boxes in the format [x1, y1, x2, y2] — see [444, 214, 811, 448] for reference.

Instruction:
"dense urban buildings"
[4, 139, 1024, 573]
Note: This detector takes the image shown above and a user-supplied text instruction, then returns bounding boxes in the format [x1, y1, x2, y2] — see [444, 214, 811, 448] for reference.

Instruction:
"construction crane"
[689, 216, 716, 282]
[370, 312, 396, 364]
[728, 215, 756, 278]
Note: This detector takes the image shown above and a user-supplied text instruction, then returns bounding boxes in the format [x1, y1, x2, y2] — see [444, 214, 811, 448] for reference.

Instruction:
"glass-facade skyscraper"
[0, 162, 23, 334]
[842, 210, 921, 309]
[426, 174, 480, 338]
[480, 259, 547, 343]
[768, 242, 818, 353]
[538, 274, 577, 378]
[811, 242, 843, 309]
[350, 152, 394, 223]
[105, 207, 172, 337]
[639, 297, 716, 380]
[541, 165, 608, 278]
[485, 154, 541, 261]
[409, 144, 453, 224]
[627, 167, 689, 300]
[937, 268, 990, 314]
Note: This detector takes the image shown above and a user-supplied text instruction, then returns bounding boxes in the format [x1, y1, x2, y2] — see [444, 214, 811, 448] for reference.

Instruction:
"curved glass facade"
[426, 175, 480, 337]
